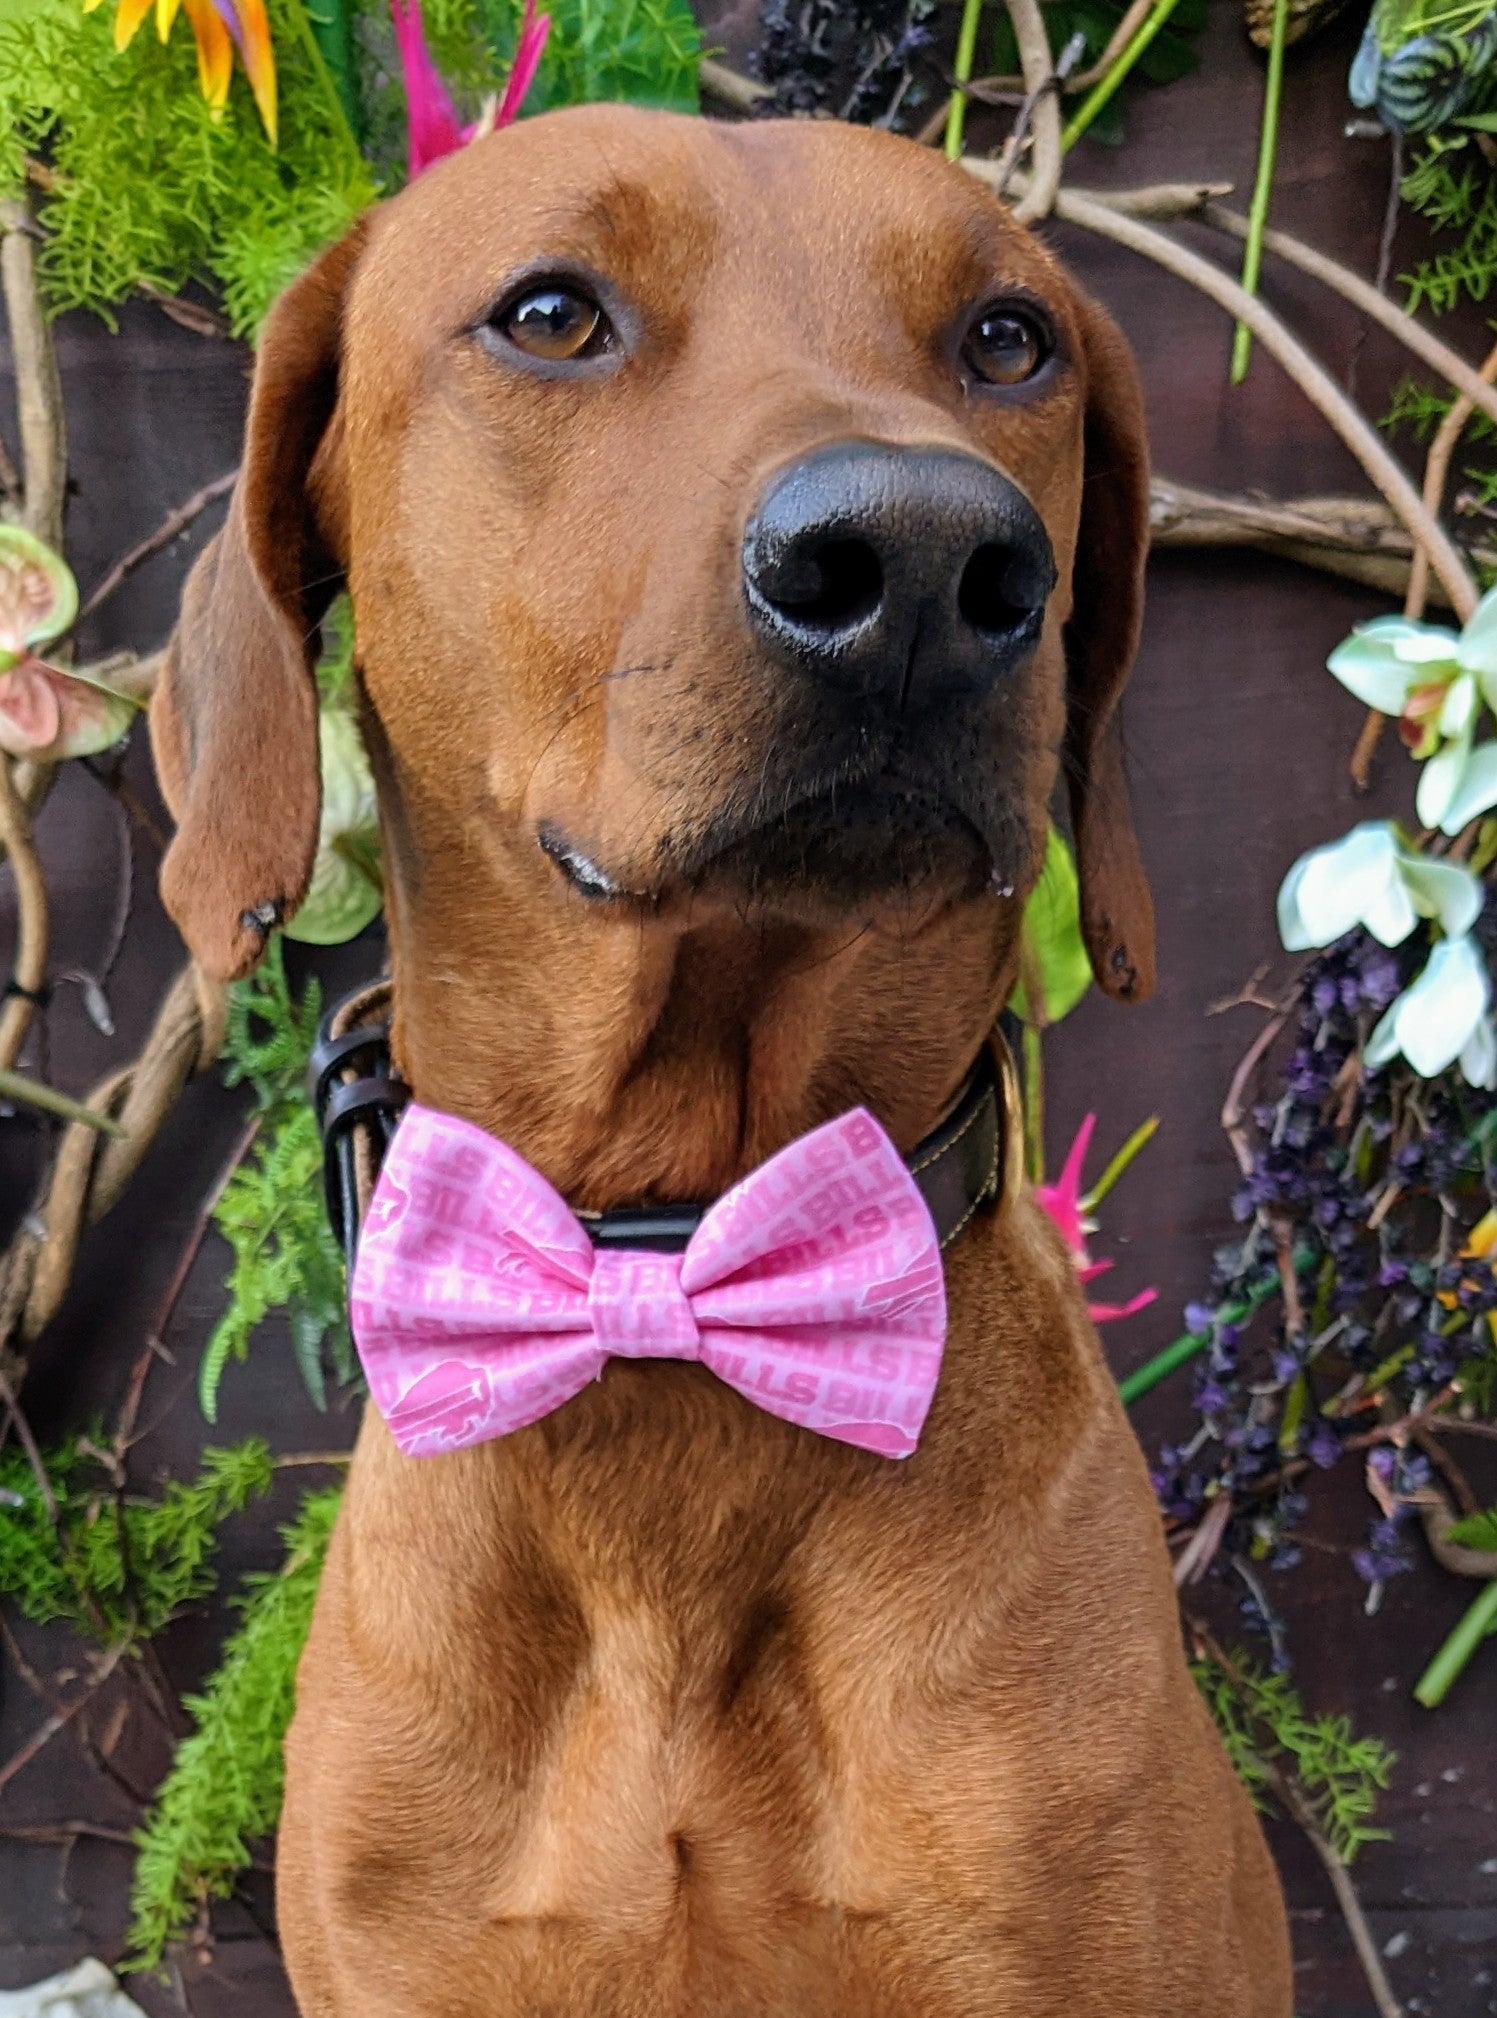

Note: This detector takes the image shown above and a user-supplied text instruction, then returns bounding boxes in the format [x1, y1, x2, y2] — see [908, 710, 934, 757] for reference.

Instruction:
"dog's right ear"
[151, 218, 371, 981]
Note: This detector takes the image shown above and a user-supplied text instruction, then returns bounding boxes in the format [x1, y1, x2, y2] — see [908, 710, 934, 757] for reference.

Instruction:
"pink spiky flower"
[390, 0, 549, 179]
[1035, 1114, 1157, 1325]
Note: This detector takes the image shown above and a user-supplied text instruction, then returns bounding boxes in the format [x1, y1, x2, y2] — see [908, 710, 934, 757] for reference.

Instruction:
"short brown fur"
[153, 108, 1289, 2017]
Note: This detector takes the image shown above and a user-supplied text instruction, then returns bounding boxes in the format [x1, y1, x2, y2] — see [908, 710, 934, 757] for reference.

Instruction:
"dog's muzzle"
[742, 441, 1057, 714]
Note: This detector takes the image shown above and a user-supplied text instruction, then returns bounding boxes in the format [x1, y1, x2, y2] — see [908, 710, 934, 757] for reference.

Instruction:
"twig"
[916, 0, 1159, 144]
[115, 1111, 262, 1453]
[1199, 203, 1497, 439]
[1414, 1421, 1485, 1519]
[79, 471, 237, 622]
[1001, 177, 1497, 436]
[698, 56, 771, 113]
[0, 191, 67, 550]
[0, 1821, 138, 1847]
[0, 1638, 128, 1799]
[1000, 0, 1063, 224]
[1149, 475, 1495, 604]
[136, 283, 232, 343]
[0, 962, 227, 1383]
[999, 179, 1482, 618]
[1189, 1621, 1406, 2018]
[1437, 1417, 1497, 1441]
[0, 755, 50, 1070]
[0, 1361, 56, 1519]
[1271, 1212, 1307, 1340]
[1172, 1490, 1233, 1585]
[1351, 337, 1497, 788]
[1221, 1006, 1292, 1177]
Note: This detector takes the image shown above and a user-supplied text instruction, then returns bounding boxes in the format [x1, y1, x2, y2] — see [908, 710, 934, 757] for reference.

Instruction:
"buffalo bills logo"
[387, 1360, 490, 1453]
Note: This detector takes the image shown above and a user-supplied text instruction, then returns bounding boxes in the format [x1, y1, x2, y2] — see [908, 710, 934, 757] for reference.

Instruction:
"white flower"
[1277, 821, 1482, 953]
[1327, 588, 1497, 836]
[1365, 934, 1496, 1086]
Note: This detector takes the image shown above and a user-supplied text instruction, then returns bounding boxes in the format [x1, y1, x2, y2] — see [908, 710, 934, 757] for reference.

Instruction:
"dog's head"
[153, 106, 1151, 1006]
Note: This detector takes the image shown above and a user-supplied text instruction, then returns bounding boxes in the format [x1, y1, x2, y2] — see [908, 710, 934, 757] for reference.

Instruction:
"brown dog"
[151, 106, 1291, 2017]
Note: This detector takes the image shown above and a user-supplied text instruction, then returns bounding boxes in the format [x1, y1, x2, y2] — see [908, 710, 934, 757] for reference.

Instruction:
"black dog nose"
[742, 442, 1057, 712]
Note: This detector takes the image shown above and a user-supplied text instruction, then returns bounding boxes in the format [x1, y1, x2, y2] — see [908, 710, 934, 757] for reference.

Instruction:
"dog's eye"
[963, 307, 1049, 387]
[498, 285, 609, 361]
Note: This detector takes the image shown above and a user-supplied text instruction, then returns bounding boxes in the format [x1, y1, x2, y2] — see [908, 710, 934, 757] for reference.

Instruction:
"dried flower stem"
[0, 755, 49, 1071]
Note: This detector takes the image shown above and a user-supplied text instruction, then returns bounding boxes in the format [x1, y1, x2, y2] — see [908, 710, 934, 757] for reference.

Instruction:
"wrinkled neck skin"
[378, 789, 1024, 1213]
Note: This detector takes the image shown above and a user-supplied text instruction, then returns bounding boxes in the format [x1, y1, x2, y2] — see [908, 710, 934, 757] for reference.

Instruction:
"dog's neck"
[382, 836, 1019, 1212]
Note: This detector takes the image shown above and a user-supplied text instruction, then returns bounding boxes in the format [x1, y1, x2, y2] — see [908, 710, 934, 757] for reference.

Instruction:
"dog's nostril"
[956, 544, 1045, 639]
[765, 538, 882, 631]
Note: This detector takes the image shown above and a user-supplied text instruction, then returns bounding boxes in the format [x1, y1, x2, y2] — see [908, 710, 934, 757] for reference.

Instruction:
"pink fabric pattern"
[350, 1104, 948, 1462]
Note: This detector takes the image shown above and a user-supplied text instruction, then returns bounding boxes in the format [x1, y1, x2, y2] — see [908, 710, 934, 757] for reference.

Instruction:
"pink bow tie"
[349, 1103, 947, 1461]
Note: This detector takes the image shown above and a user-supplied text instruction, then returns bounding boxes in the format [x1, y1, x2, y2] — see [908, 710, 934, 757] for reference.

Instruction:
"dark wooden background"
[3, 4, 1495, 2012]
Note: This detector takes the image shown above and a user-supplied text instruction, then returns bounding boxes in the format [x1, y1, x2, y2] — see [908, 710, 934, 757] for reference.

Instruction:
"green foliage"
[1400, 141, 1497, 315]
[1010, 825, 1091, 1027]
[1445, 1503, 1497, 1550]
[203, 940, 354, 1419]
[533, 0, 700, 114]
[1193, 1649, 1395, 1863]
[128, 1485, 342, 1968]
[988, 0, 1207, 145]
[351, 0, 700, 186]
[1, 0, 376, 338]
[0, 1437, 274, 1642]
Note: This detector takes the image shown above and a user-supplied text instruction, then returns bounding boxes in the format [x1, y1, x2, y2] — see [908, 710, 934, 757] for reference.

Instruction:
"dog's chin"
[539, 782, 1022, 928]
[684, 784, 998, 920]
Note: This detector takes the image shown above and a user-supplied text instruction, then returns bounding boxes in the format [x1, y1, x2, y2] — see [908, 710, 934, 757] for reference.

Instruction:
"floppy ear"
[1062, 286, 1155, 1005]
[151, 218, 371, 981]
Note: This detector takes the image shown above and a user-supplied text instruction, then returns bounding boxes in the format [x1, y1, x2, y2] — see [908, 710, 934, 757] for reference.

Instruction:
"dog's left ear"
[151, 218, 370, 981]
[1062, 286, 1155, 1004]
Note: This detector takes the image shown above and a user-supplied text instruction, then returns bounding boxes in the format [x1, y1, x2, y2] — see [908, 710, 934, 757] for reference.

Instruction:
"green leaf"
[0, 524, 77, 661]
[0, 1437, 274, 1642]
[1445, 1505, 1497, 1551]
[284, 705, 383, 946]
[1010, 825, 1092, 1026]
[528, 0, 701, 113]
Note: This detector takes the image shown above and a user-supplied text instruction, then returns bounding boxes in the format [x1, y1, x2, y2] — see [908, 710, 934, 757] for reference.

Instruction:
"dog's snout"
[742, 442, 1057, 712]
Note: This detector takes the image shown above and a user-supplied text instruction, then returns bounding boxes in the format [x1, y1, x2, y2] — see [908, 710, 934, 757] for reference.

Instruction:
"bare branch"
[0, 191, 66, 550]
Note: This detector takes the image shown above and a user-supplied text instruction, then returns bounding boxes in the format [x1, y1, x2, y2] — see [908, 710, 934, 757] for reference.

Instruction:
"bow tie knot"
[350, 1101, 949, 1461]
[587, 1249, 699, 1360]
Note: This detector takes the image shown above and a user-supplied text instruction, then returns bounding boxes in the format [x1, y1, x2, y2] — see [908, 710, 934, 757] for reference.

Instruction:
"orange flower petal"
[181, 0, 233, 112]
[234, 0, 279, 143]
[156, 0, 184, 40]
[111, 0, 155, 48]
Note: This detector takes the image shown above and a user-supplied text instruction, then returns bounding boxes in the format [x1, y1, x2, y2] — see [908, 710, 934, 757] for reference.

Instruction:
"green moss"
[127, 1486, 342, 1968]
[1, 0, 376, 337]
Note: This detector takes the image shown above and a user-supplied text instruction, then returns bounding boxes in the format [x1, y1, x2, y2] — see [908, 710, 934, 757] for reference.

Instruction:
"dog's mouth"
[538, 766, 1022, 919]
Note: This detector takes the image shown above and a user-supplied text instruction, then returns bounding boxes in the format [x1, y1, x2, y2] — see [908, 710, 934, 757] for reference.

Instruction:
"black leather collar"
[309, 985, 1010, 1269]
